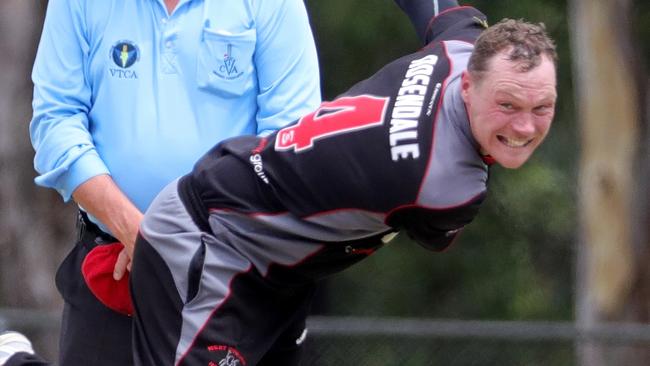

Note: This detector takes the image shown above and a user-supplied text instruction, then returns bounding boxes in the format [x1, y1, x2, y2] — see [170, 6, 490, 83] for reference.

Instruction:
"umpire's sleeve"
[30, 0, 109, 202]
[252, 0, 321, 135]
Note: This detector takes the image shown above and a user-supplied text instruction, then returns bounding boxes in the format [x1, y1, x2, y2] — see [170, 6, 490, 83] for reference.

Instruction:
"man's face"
[461, 51, 557, 169]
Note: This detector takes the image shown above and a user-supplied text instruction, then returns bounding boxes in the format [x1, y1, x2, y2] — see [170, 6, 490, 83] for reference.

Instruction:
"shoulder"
[44, 0, 122, 27]
[426, 6, 488, 44]
[203, 0, 305, 31]
[47, 0, 119, 14]
[419, 130, 488, 210]
[44, 0, 86, 17]
[249, 0, 296, 12]
[249, 0, 308, 24]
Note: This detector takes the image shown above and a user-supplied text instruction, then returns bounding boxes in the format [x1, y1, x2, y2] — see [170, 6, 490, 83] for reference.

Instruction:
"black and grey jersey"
[179, 7, 490, 268]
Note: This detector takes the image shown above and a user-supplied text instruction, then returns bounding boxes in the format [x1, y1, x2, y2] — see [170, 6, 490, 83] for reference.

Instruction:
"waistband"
[77, 211, 118, 249]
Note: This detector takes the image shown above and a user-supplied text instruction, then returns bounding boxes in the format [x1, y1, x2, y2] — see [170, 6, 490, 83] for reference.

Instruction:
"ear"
[460, 71, 471, 103]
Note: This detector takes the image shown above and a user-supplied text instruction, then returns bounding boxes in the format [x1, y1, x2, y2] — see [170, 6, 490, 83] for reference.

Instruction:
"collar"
[481, 154, 496, 166]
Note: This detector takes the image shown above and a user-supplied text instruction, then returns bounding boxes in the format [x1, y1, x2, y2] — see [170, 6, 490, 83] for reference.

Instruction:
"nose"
[511, 113, 536, 135]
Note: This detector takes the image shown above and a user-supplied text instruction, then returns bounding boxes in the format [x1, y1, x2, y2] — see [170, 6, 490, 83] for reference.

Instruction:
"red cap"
[81, 243, 134, 316]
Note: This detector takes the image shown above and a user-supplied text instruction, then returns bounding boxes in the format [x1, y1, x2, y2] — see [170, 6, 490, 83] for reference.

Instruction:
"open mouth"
[497, 135, 533, 148]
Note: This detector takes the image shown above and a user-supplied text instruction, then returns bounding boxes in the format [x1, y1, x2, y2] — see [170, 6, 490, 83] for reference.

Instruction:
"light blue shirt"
[30, 0, 321, 230]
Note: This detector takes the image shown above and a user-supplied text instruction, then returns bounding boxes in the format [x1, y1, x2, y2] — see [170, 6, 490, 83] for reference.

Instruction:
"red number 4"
[275, 95, 389, 152]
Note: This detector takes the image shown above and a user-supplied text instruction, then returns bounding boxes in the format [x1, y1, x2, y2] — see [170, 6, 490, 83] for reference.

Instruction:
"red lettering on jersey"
[275, 95, 389, 152]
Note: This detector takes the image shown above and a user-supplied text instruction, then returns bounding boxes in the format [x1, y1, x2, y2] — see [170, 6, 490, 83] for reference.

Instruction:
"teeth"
[498, 136, 531, 148]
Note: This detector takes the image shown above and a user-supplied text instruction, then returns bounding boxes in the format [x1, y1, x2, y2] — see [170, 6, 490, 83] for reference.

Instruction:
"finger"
[113, 248, 130, 280]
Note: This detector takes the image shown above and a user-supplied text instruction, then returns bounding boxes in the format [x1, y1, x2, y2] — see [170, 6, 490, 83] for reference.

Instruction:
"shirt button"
[165, 41, 173, 48]
[161, 18, 167, 24]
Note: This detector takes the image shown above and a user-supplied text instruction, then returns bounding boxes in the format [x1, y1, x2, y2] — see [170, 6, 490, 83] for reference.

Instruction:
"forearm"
[72, 174, 143, 252]
[394, 0, 460, 42]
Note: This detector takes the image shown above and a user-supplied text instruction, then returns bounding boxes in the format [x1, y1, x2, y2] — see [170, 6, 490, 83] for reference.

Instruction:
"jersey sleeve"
[252, 0, 321, 135]
[424, 6, 488, 44]
[393, 0, 459, 43]
[387, 192, 485, 251]
[30, 0, 109, 201]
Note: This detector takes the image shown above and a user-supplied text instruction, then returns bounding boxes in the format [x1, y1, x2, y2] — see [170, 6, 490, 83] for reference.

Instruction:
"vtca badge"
[109, 40, 139, 79]
[111, 40, 139, 68]
[213, 44, 244, 80]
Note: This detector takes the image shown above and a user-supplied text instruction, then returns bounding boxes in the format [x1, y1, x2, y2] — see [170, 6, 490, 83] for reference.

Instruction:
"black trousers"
[57, 212, 309, 366]
[54, 212, 133, 366]
[131, 234, 313, 366]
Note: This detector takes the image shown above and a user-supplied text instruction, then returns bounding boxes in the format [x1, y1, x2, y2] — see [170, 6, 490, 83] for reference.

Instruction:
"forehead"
[482, 53, 557, 99]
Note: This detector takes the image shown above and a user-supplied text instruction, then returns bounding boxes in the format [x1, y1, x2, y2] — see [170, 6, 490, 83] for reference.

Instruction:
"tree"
[570, 0, 650, 364]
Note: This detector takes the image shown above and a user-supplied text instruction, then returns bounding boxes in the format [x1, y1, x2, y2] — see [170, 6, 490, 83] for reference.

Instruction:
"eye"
[533, 105, 554, 115]
[499, 103, 514, 111]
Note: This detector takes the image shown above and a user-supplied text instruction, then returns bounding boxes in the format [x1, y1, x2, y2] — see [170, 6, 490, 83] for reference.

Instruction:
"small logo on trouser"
[207, 345, 246, 366]
[219, 350, 241, 366]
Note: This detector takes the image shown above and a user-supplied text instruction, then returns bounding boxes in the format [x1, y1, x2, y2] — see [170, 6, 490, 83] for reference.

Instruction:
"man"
[130, 1, 558, 366]
[29, 0, 320, 365]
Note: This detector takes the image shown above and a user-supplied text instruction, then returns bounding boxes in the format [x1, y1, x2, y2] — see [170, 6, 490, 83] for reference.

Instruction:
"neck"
[164, 0, 179, 14]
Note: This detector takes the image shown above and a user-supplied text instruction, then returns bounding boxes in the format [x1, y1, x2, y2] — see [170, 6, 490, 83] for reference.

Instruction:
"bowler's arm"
[394, 0, 460, 43]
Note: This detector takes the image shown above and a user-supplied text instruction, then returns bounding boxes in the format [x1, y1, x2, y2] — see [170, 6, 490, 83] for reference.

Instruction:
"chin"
[498, 160, 526, 169]
[494, 154, 531, 169]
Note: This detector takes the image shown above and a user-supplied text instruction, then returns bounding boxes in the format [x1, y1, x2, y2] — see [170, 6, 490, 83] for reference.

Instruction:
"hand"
[113, 246, 132, 281]
[71, 175, 143, 281]
[111, 215, 141, 281]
